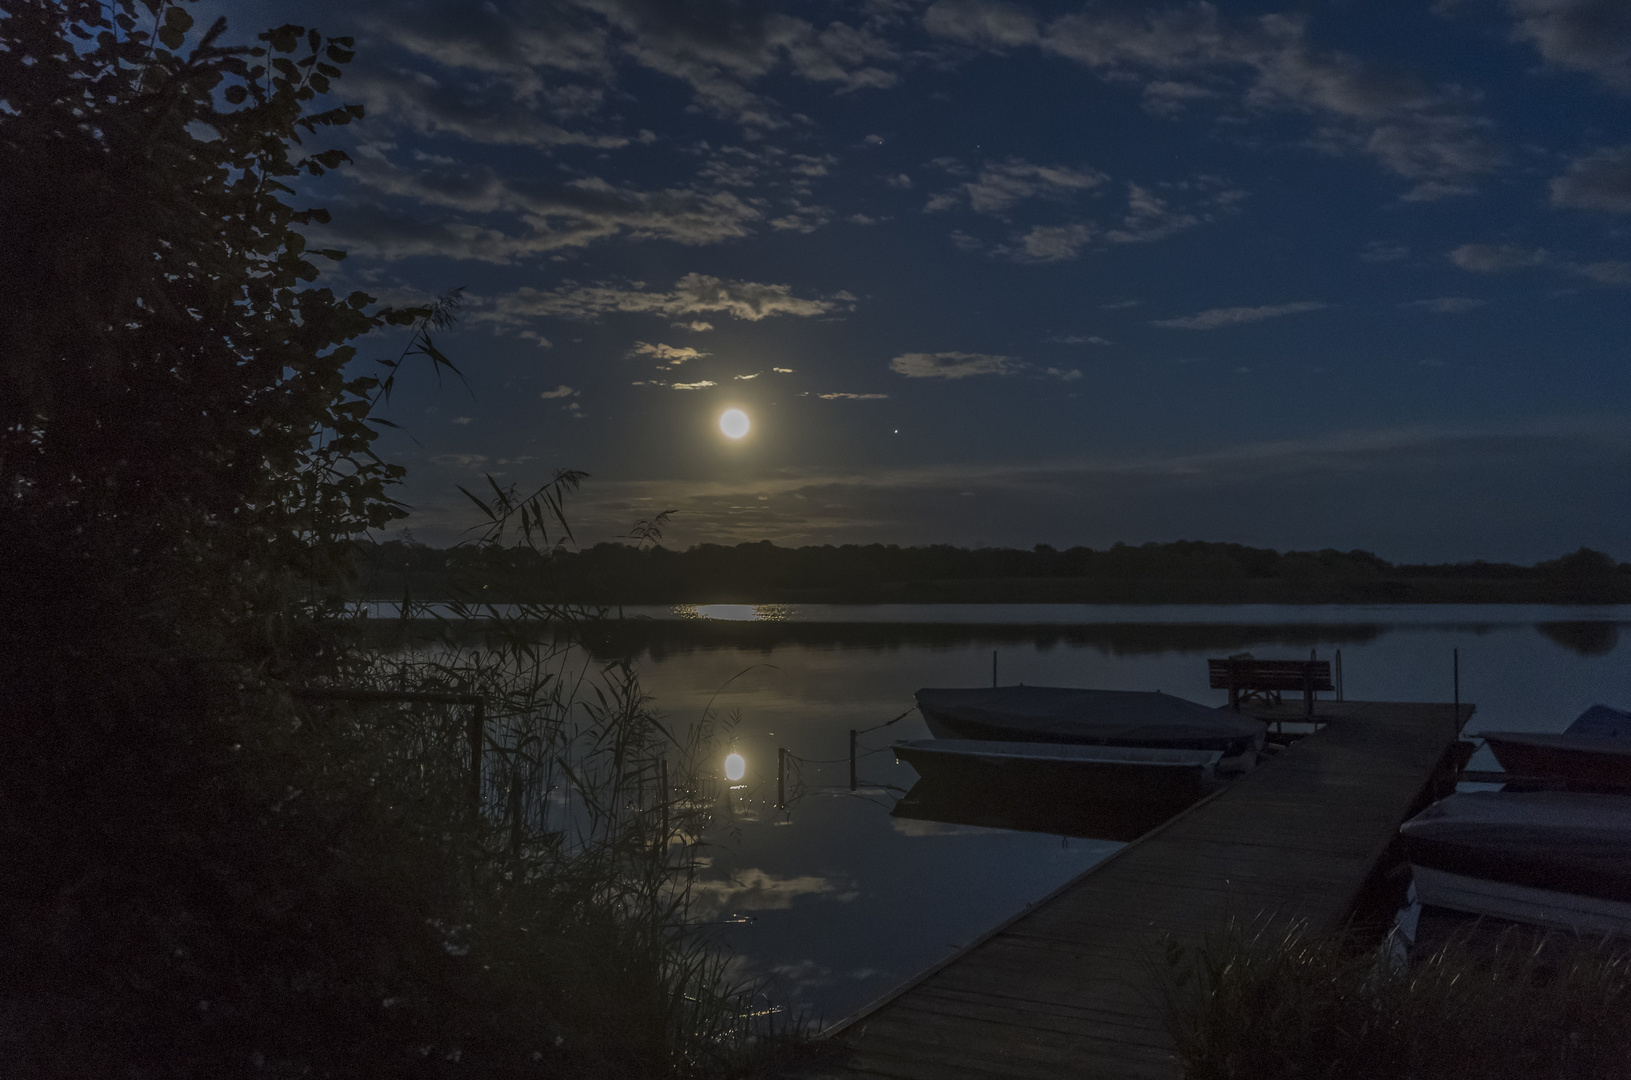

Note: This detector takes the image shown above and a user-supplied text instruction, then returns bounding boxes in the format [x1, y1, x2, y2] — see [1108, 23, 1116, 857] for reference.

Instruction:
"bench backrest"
[1208, 658, 1334, 692]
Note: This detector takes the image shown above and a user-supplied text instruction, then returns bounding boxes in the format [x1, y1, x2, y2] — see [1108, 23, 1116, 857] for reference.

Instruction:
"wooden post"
[1453, 648, 1460, 733]
[849, 729, 858, 791]
[992, 650, 998, 688]
[660, 757, 669, 842]
[777, 747, 786, 809]
[1336, 650, 1343, 701]
[469, 698, 485, 814]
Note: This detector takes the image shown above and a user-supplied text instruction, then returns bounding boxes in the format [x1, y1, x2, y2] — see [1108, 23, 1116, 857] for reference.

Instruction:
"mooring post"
[1336, 649, 1343, 701]
[992, 650, 998, 687]
[1453, 648, 1460, 733]
[849, 729, 858, 791]
[660, 757, 669, 841]
[777, 747, 786, 809]
[469, 697, 485, 814]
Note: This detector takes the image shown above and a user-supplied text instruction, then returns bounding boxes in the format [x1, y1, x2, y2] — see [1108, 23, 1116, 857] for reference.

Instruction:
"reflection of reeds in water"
[347, 605, 790, 1071]
[1158, 918, 1631, 1079]
[331, 480, 800, 1073]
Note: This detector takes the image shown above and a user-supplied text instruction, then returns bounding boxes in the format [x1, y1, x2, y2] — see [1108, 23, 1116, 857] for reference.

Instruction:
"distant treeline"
[351, 539, 1631, 605]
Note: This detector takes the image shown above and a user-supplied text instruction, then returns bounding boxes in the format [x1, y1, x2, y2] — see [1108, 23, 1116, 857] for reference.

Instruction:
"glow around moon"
[719, 408, 750, 439]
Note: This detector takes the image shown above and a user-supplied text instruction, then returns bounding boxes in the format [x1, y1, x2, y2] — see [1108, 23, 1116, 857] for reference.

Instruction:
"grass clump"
[1159, 919, 1631, 1080]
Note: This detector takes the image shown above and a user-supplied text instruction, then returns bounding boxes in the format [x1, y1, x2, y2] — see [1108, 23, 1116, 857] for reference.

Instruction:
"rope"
[855, 707, 915, 735]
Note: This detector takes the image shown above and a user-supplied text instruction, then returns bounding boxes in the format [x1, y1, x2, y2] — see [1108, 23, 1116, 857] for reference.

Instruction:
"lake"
[612, 604, 1631, 1027]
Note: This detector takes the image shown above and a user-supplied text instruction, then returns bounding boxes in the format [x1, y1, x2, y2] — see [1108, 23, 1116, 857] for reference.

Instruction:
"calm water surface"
[617, 604, 1631, 1026]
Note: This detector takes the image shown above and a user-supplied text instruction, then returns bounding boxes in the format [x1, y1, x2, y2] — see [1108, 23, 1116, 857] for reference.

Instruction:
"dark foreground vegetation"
[355, 538, 1631, 605]
[1, 4, 781, 1076]
[1160, 922, 1631, 1079]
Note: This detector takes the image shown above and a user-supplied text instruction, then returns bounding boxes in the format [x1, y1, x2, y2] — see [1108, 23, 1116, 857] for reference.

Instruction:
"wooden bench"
[1209, 656, 1333, 716]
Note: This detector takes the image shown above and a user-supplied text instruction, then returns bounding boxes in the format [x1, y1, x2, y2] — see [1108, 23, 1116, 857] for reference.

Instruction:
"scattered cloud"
[631, 341, 707, 363]
[450, 416, 474, 425]
[998, 222, 1097, 262]
[1044, 367, 1084, 381]
[1550, 146, 1631, 213]
[481, 273, 852, 325]
[817, 392, 890, 399]
[1153, 301, 1328, 329]
[1449, 243, 1549, 272]
[671, 380, 718, 390]
[1448, 243, 1631, 286]
[925, 0, 1504, 196]
[1051, 335, 1113, 345]
[1402, 297, 1487, 313]
[673, 320, 715, 332]
[927, 156, 1107, 216]
[1360, 240, 1411, 263]
[329, 151, 763, 260]
[539, 385, 579, 398]
[1507, 0, 1631, 92]
[889, 351, 1020, 378]
[772, 367, 795, 373]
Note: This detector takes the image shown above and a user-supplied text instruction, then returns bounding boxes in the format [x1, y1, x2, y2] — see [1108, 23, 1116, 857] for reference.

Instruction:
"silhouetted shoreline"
[352, 539, 1631, 605]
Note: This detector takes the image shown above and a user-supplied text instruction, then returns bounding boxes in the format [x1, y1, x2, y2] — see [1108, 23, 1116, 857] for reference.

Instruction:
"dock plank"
[786, 701, 1470, 1080]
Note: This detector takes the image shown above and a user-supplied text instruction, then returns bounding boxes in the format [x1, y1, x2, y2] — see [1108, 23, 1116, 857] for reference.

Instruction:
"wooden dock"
[792, 700, 1473, 1080]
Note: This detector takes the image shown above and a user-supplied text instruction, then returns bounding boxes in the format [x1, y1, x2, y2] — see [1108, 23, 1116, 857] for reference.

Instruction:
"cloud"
[1103, 182, 1203, 244]
[889, 351, 1020, 378]
[631, 341, 707, 363]
[1153, 301, 1327, 329]
[998, 223, 1097, 262]
[365, 0, 901, 136]
[1551, 146, 1631, 213]
[482, 273, 852, 324]
[772, 367, 795, 373]
[1450, 243, 1631, 286]
[817, 392, 890, 399]
[1449, 243, 1550, 271]
[347, 70, 632, 149]
[1402, 297, 1487, 314]
[335, 152, 762, 259]
[673, 320, 715, 332]
[927, 157, 1107, 216]
[1051, 335, 1113, 345]
[538, 385, 579, 399]
[1360, 240, 1410, 263]
[670, 380, 717, 390]
[450, 416, 474, 424]
[1507, 0, 1631, 92]
[925, 1, 1503, 195]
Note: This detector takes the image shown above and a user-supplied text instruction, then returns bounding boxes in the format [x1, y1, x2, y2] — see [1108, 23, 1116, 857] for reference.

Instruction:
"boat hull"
[915, 686, 1263, 756]
[893, 738, 1223, 801]
[1482, 731, 1631, 791]
[1409, 864, 1631, 936]
[1400, 791, 1631, 935]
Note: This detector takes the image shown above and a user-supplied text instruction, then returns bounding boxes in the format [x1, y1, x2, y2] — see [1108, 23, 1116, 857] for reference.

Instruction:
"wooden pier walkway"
[794, 700, 1473, 1080]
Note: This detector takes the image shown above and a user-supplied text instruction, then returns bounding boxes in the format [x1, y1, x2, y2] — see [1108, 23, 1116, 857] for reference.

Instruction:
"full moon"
[719, 408, 750, 439]
[724, 752, 746, 781]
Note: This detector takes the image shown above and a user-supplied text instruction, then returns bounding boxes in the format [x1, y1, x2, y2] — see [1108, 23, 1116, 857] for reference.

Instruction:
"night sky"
[218, 0, 1631, 561]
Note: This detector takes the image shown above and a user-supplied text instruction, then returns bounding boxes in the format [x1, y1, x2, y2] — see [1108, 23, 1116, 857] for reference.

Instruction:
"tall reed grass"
[304, 475, 795, 1075]
[1158, 918, 1631, 1080]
